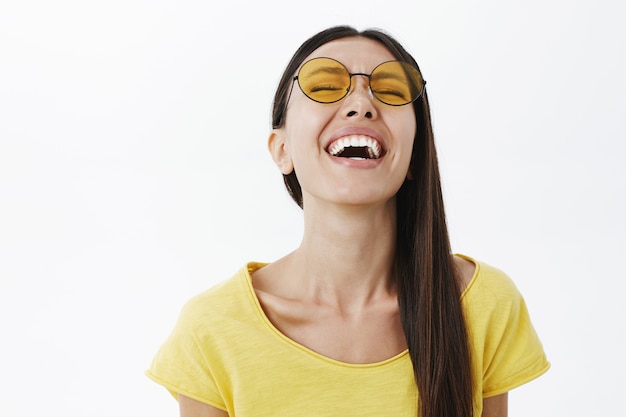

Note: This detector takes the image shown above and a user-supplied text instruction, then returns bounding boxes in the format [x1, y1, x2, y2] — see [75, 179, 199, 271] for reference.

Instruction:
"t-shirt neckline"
[240, 262, 410, 369]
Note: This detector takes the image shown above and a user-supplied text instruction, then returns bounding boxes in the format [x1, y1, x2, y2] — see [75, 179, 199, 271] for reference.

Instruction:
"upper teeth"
[328, 135, 382, 159]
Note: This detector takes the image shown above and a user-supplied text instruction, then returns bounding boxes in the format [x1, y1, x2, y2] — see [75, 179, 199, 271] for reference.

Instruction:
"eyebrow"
[304, 66, 347, 77]
[371, 70, 410, 85]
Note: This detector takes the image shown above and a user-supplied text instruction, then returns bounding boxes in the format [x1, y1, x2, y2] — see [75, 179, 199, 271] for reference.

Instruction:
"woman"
[147, 26, 549, 417]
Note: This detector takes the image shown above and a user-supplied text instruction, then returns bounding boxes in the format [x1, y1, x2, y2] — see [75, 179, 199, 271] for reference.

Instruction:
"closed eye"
[310, 85, 344, 92]
[374, 88, 408, 100]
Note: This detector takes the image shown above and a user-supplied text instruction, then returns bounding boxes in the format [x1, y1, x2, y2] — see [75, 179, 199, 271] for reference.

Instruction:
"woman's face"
[270, 37, 417, 209]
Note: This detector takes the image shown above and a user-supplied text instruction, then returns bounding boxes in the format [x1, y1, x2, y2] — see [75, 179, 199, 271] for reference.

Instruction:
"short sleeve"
[463, 261, 550, 398]
[145, 297, 227, 410]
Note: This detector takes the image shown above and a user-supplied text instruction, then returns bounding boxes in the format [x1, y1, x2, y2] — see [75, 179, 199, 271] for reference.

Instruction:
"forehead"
[305, 37, 397, 72]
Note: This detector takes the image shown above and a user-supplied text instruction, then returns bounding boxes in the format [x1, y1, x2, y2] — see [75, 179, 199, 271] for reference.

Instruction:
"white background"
[1, 0, 624, 416]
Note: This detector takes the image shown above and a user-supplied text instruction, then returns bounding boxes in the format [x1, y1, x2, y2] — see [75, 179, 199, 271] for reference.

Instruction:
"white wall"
[1, 1, 624, 415]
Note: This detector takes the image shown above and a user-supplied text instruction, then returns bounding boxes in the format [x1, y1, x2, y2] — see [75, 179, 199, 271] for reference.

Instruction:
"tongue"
[338, 147, 370, 159]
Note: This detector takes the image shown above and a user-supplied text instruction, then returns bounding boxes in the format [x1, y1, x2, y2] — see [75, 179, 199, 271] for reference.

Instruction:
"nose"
[342, 74, 377, 120]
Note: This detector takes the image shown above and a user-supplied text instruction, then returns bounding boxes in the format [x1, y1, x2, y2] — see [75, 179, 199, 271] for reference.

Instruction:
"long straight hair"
[271, 26, 473, 417]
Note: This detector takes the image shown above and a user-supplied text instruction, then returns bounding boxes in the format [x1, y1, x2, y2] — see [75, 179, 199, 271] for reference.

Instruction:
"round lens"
[370, 61, 424, 106]
[297, 58, 350, 103]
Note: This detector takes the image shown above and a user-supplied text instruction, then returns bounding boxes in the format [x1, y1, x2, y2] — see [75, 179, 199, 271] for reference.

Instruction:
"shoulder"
[457, 255, 529, 331]
[177, 263, 265, 333]
[456, 257, 550, 395]
[453, 254, 519, 302]
[453, 255, 477, 293]
[457, 255, 520, 301]
[458, 255, 546, 359]
[147, 264, 265, 409]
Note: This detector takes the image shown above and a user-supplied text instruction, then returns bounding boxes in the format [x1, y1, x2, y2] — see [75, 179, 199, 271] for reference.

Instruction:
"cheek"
[284, 104, 335, 154]
[392, 111, 417, 150]
[285, 92, 333, 126]
[394, 113, 417, 174]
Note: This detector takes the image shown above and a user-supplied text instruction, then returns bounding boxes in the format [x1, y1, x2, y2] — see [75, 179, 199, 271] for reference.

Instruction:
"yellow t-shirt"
[146, 257, 549, 416]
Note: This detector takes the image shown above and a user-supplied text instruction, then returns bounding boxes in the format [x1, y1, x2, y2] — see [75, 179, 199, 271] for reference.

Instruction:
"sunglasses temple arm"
[286, 77, 298, 107]
[276, 77, 298, 127]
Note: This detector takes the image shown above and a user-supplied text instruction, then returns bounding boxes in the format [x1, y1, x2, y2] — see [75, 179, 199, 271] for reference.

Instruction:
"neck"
[289, 197, 398, 310]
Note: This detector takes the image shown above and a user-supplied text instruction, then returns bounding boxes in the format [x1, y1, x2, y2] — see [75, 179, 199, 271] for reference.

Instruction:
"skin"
[179, 37, 508, 417]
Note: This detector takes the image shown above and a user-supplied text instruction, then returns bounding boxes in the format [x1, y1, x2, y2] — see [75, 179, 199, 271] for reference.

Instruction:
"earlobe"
[268, 130, 294, 175]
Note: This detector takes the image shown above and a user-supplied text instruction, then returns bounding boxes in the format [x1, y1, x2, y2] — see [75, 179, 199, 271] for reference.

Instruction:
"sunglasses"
[293, 57, 426, 106]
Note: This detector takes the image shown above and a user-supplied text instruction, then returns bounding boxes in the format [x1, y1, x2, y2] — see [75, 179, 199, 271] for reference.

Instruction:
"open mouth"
[327, 135, 383, 160]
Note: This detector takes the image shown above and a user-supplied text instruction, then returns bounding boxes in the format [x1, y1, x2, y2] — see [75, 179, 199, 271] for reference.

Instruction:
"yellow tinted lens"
[370, 61, 424, 105]
[297, 58, 350, 103]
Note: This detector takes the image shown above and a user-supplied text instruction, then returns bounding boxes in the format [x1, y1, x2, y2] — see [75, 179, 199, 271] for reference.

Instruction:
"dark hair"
[271, 26, 473, 417]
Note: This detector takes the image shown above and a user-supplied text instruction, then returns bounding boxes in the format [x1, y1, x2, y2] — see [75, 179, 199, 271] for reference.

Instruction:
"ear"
[268, 129, 294, 175]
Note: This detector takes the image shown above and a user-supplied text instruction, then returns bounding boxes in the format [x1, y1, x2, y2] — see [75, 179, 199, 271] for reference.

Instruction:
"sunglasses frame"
[292, 57, 426, 107]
